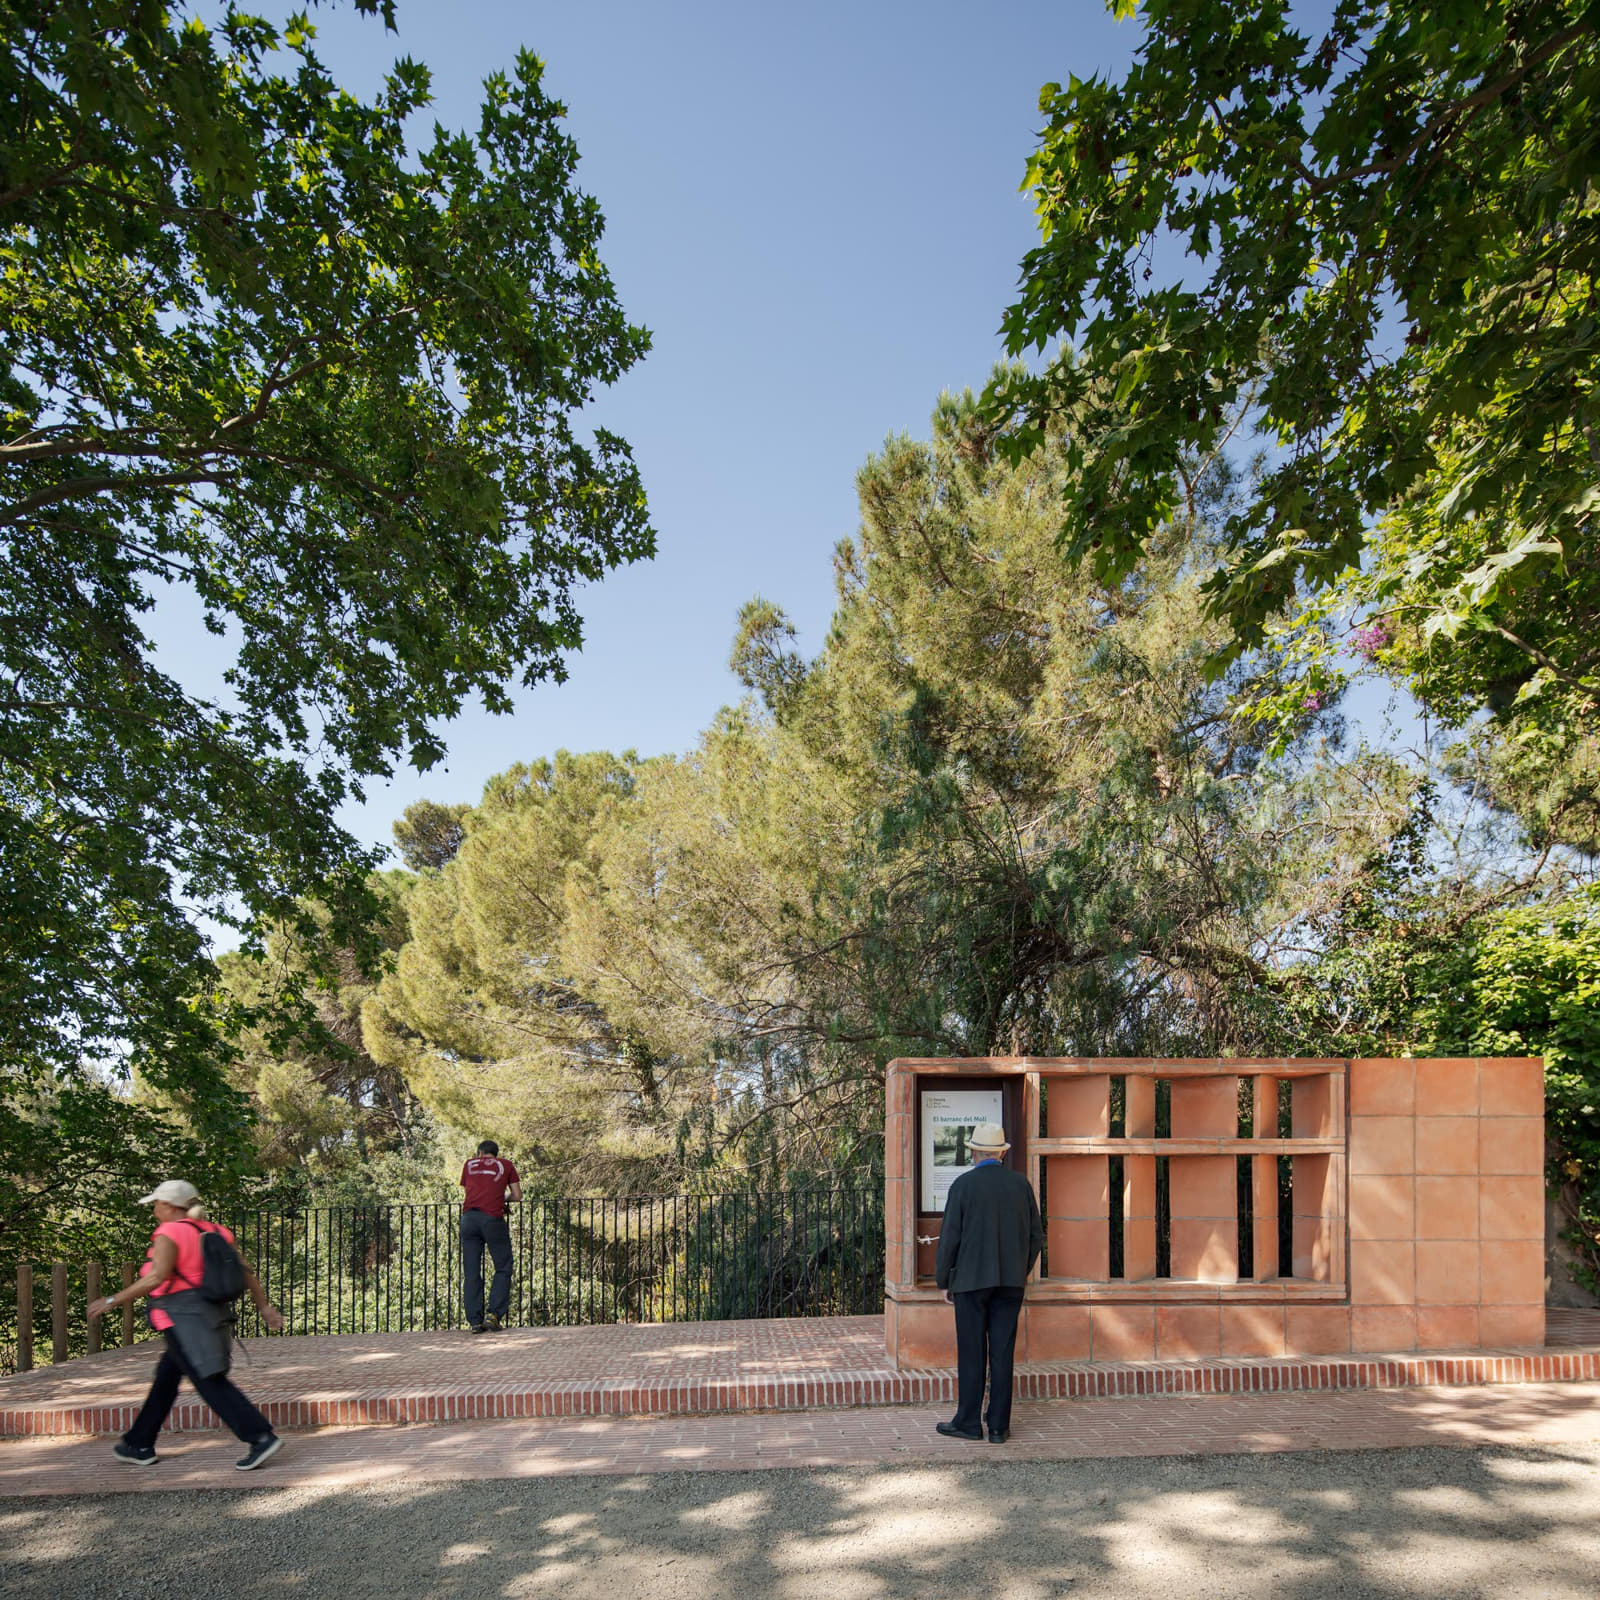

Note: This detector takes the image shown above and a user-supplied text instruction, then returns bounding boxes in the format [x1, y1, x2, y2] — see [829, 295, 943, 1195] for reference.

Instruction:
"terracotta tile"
[1415, 1059, 1480, 1116]
[887, 1069, 915, 1116]
[1123, 1153, 1157, 1219]
[1348, 1116, 1413, 1175]
[1479, 1241, 1545, 1306]
[1252, 1075, 1282, 1139]
[1352, 1306, 1416, 1353]
[1125, 1075, 1156, 1137]
[888, 1238, 915, 1288]
[1415, 1117, 1479, 1176]
[1284, 1305, 1351, 1356]
[1479, 1175, 1543, 1240]
[1416, 1305, 1479, 1351]
[1121, 1216, 1158, 1282]
[1251, 1157, 1282, 1279]
[1156, 1305, 1222, 1359]
[1350, 1240, 1414, 1305]
[1168, 1218, 1239, 1283]
[1169, 1154, 1237, 1216]
[1089, 1305, 1156, 1361]
[1478, 1304, 1545, 1348]
[885, 1178, 910, 1239]
[1047, 1155, 1110, 1217]
[1219, 1304, 1286, 1357]
[1416, 1241, 1479, 1305]
[1292, 1152, 1337, 1215]
[893, 1303, 956, 1368]
[1292, 1216, 1336, 1282]
[1479, 1117, 1544, 1176]
[1479, 1058, 1545, 1118]
[1350, 1175, 1414, 1241]
[1170, 1076, 1239, 1137]
[1349, 1059, 1414, 1117]
[1292, 1075, 1335, 1138]
[1047, 1218, 1109, 1281]
[1415, 1176, 1479, 1240]
[1019, 1305, 1092, 1362]
[1046, 1075, 1109, 1138]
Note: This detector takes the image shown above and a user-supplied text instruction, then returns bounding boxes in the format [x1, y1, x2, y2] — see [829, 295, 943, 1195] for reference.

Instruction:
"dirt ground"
[4, 1443, 1599, 1600]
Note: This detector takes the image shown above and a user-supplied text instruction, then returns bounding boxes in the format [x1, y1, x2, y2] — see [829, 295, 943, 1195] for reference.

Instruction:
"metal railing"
[4, 1187, 884, 1367]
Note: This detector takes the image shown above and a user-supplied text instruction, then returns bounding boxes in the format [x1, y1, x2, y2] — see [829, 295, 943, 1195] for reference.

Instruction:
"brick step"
[5, 1325, 1599, 1438]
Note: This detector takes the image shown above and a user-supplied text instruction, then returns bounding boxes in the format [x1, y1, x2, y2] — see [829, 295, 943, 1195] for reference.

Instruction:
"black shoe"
[235, 1434, 284, 1471]
[485, 1313, 501, 1332]
[936, 1421, 983, 1440]
[988, 1429, 1010, 1443]
[113, 1441, 157, 1467]
[468, 1322, 486, 1335]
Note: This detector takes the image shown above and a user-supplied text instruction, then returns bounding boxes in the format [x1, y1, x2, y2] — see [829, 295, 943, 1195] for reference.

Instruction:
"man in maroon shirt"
[460, 1139, 521, 1333]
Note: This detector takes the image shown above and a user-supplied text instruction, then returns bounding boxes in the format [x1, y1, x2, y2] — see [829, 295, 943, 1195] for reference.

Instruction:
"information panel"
[919, 1087, 1005, 1212]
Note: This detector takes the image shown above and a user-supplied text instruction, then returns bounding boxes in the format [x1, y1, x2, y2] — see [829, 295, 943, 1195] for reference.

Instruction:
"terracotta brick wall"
[1348, 1057, 1545, 1353]
[885, 1056, 1546, 1368]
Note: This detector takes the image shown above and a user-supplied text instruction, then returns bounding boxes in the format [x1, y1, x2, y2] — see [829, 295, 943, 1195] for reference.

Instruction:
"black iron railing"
[216, 1188, 884, 1339]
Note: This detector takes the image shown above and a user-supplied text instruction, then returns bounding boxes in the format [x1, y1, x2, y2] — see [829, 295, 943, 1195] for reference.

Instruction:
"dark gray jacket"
[156, 1289, 235, 1379]
[934, 1161, 1043, 1293]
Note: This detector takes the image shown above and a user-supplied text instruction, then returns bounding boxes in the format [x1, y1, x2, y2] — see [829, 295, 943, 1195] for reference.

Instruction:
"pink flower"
[1349, 620, 1392, 660]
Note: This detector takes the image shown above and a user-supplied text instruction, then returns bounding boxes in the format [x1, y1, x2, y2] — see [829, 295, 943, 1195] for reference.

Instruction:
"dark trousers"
[951, 1286, 1025, 1435]
[124, 1329, 272, 1449]
[461, 1208, 512, 1325]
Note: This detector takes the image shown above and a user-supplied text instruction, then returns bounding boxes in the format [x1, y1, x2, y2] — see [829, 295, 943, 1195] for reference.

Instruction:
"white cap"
[968, 1122, 1010, 1151]
[137, 1179, 200, 1206]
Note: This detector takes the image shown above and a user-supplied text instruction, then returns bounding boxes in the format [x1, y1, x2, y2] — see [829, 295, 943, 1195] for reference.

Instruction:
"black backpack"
[178, 1220, 248, 1303]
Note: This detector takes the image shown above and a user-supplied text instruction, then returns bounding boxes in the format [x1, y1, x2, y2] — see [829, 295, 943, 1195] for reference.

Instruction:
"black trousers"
[461, 1208, 512, 1325]
[124, 1329, 272, 1449]
[951, 1286, 1025, 1435]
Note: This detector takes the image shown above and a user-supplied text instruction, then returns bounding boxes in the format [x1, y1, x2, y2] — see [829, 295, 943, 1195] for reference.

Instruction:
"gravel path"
[4, 1444, 1599, 1599]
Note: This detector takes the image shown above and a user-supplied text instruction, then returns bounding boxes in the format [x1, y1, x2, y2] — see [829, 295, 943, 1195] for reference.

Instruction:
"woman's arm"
[88, 1235, 176, 1318]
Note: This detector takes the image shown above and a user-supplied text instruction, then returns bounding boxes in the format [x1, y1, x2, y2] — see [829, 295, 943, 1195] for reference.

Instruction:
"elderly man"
[933, 1122, 1043, 1443]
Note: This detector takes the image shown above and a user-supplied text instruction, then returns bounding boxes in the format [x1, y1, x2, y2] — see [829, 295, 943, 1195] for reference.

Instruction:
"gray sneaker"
[235, 1434, 284, 1471]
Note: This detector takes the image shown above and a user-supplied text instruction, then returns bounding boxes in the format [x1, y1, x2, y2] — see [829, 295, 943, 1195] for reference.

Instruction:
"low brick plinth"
[3, 1312, 1598, 1438]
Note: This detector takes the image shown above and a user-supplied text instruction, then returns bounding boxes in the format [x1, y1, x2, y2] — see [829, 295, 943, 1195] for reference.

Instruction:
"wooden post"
[16, 1264, 32, 1372]
[51, 1262, 68, 1363]
[86, 1262, 102, 1355]
[121, 1262, 136, 1346]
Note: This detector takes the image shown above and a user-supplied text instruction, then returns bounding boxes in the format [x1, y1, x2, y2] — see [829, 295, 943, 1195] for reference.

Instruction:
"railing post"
[51, 1262, 68, 1363]
[16, 1264, 32, 1372]
[121, 1262, 136, 1346]
[86, 1262, 102, 1354]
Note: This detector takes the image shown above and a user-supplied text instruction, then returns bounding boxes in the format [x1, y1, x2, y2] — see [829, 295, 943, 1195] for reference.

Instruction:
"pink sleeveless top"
[144, 1219, 235, 1331]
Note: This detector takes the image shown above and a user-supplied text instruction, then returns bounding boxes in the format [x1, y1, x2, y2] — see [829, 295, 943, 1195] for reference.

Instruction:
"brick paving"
[2, 1378, 1598, 1498]
[5, 1310, 1600, 1438]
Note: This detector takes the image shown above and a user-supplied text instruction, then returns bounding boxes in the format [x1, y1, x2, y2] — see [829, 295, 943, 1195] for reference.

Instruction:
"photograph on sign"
[920, 1088, 1004, 1212]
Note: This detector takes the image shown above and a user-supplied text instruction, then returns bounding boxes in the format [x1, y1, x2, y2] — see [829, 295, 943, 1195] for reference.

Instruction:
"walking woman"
[88, 1179, 287, 1470]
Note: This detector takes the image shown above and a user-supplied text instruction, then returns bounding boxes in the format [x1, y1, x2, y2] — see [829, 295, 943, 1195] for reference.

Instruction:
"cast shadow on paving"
[3, 1445, 1599, 1599]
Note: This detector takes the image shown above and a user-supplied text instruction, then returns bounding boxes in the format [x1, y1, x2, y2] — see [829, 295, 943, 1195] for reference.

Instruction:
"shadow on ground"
[4, 1444, 1600, 1599]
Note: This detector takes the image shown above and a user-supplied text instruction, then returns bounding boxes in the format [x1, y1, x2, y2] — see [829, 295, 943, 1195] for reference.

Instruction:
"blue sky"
[164, 1, 1414, 863]
[204, 0, 1150, 847]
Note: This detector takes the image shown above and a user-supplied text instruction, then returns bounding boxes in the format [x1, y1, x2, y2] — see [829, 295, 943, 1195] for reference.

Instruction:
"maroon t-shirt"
[460, 1155, 520, 1217]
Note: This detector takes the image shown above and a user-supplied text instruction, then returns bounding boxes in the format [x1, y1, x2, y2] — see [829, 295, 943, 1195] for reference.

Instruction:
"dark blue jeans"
[460, 1208, 512, 1325]
[951, 1286, 1025, 1435]
[124, 1329, 273, 1449]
